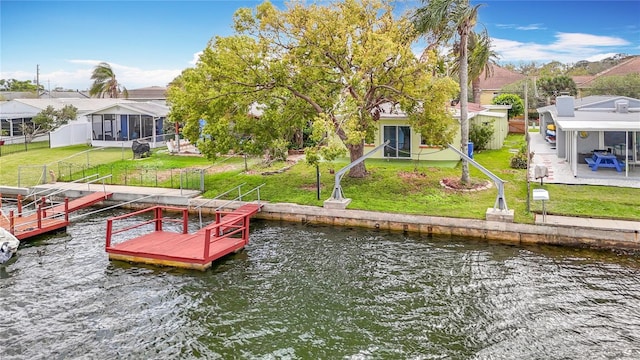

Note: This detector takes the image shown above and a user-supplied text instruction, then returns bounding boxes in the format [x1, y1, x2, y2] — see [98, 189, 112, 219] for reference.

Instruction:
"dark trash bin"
[132, 140, 151, 159]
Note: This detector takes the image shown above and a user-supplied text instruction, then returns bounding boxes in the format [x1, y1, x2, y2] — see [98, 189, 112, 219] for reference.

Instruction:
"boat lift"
[447, 144, 512, 221]
[324, 141, 389, 209]
[448, 144, 508, 211]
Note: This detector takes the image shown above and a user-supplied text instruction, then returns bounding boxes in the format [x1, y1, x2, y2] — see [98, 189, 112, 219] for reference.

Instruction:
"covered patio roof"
[556, 118, 640, 131]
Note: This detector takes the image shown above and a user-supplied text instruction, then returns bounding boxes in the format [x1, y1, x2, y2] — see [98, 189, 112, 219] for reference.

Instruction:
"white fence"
[50, 122, 91, 148]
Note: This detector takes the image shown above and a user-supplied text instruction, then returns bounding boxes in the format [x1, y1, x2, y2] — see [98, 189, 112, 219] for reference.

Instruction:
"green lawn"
[2, 137, 640, 223]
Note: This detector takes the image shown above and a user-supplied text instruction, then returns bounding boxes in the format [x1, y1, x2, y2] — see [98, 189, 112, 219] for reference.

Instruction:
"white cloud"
[492, 32, 631, 65]
[552, 32, 630, 48]
[516, 24, 545, 31]
[585, 53, 619, 62]
[1, 60, 184, 91]
[190, 51, 203, 66]
[496, 23, 545, 31]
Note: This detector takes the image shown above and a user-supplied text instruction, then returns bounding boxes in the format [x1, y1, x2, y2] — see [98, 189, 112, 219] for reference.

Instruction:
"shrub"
[510, 152, 528, 169]
[510, 142, 533, 169]
[469, 122, 495, 151]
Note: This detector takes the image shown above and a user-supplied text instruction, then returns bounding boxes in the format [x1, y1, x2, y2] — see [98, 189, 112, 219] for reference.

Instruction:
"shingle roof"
[578, 56, 640, 87]
[85, 102, 169, 117]
[126, 86, 167, 100]
[0, 92, 39, 100]
[454, 102, 485, 112]
[572, 75, 595, 86]
[14, 98, 125, 112]
[39, 91, 90, 99]
[476, 64, 526, 90]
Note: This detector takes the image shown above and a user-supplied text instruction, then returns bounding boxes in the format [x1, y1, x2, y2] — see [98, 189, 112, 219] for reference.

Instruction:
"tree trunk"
[472, 77, 481, 104]
[293, 129, 303, 149]
[346, 143, 367, 178]
[459, 30, 470, 185]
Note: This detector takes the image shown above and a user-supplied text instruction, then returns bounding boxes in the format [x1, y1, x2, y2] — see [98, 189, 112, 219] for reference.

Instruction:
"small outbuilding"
[537, 95, 640, 178]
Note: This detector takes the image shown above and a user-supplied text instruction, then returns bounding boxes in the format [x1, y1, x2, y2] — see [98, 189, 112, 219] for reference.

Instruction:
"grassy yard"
[1, 137, 640, 223]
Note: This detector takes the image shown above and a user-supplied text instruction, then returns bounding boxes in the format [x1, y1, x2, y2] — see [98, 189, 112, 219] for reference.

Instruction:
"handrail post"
[37, 204, 43, 229]
[65, 198, 69, 222]
[155, 207, 163, 232]
[9, 210, 15, 234]
[204, 228, 211, 260]
[17, 194, 22, 217]
[182, 208, 189, 234]
[106, 219, 113, 248]
[243, 215, 250, 245]
[41, 196, 47, 217]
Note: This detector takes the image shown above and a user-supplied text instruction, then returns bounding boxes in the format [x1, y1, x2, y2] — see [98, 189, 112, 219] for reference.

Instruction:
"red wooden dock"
[105, 203, 262, 270]
[0, 192, 113, 240]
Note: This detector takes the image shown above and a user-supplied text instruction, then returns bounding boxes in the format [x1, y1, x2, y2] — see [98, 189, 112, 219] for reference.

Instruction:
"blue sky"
[1, 0, 638, 91]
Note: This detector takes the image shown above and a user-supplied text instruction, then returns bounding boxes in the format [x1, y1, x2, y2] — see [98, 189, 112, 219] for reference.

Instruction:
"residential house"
[0, 98, 169, 148]
[574, 55, 640, 96]
[473, 65, 526, 105]
[537, 95, 640, 178]
[362, 102, 511, 162]
[85, 101, 169, 148]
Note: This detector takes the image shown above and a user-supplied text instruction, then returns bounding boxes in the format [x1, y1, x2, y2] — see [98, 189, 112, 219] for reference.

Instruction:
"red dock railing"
[0, 192, 112, 241]
[105, 203, 261, 270]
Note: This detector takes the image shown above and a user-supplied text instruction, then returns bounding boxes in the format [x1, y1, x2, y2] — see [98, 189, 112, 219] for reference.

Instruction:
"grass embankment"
[1, 137, 639, 223]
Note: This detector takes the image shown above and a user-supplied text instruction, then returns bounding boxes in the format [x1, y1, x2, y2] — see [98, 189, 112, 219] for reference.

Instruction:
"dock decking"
[0, 192, 113, 240]
[105, 203, 262, 270]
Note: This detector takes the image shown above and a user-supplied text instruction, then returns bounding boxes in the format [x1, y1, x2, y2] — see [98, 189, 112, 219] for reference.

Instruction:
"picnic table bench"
[585, 152, 625, 172]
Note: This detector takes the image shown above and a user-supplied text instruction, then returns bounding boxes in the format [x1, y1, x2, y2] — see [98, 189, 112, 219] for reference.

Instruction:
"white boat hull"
[0, 227, 20, 252]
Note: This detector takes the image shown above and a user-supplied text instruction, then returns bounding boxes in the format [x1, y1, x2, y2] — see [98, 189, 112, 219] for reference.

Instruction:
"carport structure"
[538, 95, 640, 178]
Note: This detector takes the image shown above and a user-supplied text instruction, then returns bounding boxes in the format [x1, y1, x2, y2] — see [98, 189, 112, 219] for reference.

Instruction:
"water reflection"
[1, 210, 639, 359]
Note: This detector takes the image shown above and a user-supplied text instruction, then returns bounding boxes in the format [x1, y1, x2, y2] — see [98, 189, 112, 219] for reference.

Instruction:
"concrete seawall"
[190, 200, 640, 252]
[6, 183, 640, 253]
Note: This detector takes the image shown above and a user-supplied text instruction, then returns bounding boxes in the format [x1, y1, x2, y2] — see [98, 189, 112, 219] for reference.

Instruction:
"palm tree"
[469, 30, 498, 104]
[89, 62, 128, 98]
[450, 29, 499, 104]
[414, 0, 482, 185]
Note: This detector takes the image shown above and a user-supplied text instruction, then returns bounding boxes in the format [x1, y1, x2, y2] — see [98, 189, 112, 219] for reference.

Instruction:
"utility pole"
[525, 78, 531, 213]
[36, 64, 41, 96]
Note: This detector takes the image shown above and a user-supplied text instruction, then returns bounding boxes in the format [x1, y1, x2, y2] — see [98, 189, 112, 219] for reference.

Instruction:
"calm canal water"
[1, 208, 640, 359]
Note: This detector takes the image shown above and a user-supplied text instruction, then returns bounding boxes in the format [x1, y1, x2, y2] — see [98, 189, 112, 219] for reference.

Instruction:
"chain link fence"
[54, 163, 229, 191]
[15, 146, 257, 193]
[0, 139, 50, 157]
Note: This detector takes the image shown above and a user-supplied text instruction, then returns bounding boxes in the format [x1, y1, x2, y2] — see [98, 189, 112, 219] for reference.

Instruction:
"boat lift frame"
[329, 140, 390, 202]
[447, 144, 509, 211]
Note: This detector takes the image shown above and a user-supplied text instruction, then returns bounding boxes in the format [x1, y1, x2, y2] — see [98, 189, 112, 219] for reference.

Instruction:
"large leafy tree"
[537, 75, 577, 104]
[583, 74, 640, 99]
[0, 78, 43, 92]
[491, 93, 524, 119]
[414, 0, 482, 185]
[23, 105, 77, 143]
[167, 0, 458, 178]
[89, 62, 128, 98]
